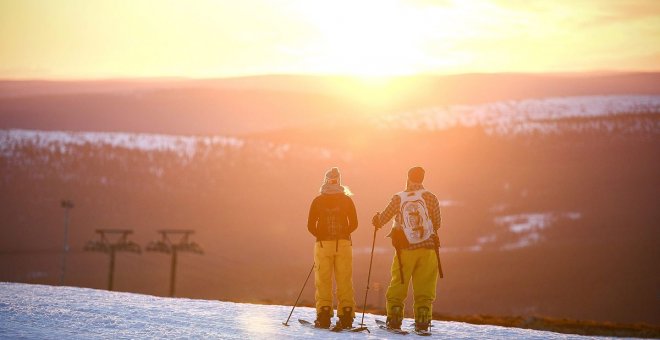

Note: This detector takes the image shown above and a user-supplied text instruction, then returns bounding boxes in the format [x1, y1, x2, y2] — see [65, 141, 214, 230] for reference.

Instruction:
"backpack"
[396, 190, 434, 244]
[322, 206, 343, 238]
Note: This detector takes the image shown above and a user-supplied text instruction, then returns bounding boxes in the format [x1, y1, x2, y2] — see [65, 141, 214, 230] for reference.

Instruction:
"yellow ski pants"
[386, 247, 438, 319]
[314, 239, 356, 317]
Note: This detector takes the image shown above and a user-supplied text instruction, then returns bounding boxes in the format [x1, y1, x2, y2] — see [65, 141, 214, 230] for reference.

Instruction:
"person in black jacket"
[307, 167, 358, 329]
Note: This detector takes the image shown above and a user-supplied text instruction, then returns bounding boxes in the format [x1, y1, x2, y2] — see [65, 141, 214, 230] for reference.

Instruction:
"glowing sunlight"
[2, 0, 658, 79]
[293, 0, 435, 76]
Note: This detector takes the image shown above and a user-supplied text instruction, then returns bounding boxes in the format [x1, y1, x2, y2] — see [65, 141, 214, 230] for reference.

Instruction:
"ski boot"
[338, 307, 354, 329]
[386, 305, 403, 330]
[414, 306, 431, 332]
[314, 306, 332, 328]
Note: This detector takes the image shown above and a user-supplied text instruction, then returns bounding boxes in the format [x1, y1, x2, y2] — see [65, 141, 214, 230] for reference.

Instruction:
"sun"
[295, 0, 435, 77]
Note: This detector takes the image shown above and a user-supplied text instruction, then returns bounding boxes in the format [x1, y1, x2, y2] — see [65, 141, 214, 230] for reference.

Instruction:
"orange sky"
[1, 0, 659, 79]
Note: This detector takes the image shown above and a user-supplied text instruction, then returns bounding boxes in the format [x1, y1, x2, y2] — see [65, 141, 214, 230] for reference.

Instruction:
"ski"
[410, 322, 433, 336]
[298, 319, 366, 333]
[298, 319, 326, 330]
[349, 325, 370, 333]
[411, 329, 432, 336]
[375, 319, 409, 335]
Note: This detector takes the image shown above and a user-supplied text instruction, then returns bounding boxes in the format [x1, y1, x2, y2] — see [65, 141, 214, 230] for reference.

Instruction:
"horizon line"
[2, 70, 660, 82]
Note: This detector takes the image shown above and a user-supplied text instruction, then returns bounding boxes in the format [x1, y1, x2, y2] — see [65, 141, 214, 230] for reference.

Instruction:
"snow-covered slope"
[374, 95, 660, 135]
[2, 96, 658, 161]
[0, 283, 628, 339]
[0, 129, 245, 159]
[0, 129, 346, 169]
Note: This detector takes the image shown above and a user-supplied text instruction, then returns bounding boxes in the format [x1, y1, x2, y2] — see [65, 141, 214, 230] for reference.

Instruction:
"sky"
[0, 0, 659, 79]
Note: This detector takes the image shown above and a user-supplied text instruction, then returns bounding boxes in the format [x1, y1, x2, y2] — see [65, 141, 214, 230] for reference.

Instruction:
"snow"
[0, 129, 244, 159]
[374, 95, 660, 135]
[0, 129, 345, 165]
[495, 213, 556, 234]
[0, 283, 627, 339]
[493, 212, 582, 250]
[442, 212, 582, 253]
[494, 212, 582, 234]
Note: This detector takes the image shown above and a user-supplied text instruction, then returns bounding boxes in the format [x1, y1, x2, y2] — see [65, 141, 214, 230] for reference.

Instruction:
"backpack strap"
[395, 247, 404, 284]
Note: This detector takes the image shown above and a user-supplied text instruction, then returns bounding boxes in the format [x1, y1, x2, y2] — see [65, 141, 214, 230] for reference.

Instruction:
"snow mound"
[0, 283, 624, 339]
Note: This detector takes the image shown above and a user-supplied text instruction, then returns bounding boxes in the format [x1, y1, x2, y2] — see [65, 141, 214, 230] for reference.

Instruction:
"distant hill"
[1, 73, 659, 135]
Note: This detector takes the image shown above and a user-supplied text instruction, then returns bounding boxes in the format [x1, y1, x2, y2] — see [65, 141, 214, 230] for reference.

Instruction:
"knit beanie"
[408, 166, 425, 183]
[324, 167, 341, 185]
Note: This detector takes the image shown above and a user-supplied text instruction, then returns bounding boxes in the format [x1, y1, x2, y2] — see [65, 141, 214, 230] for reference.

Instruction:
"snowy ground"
[0, 283, 634, 339]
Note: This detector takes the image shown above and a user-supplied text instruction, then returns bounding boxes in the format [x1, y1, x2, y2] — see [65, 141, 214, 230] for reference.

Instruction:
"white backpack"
[396, 190, 434, 244]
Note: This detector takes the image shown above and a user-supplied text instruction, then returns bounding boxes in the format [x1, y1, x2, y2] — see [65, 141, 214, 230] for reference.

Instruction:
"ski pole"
[283, 262, 315, 326]
[357, 226, 378, 330]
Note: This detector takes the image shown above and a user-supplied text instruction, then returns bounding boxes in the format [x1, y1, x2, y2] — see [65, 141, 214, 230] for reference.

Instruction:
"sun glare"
[295, 0, 435, 77]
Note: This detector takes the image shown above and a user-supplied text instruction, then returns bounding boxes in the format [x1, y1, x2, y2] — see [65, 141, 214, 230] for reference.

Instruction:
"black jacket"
[307, 193, 358, 241]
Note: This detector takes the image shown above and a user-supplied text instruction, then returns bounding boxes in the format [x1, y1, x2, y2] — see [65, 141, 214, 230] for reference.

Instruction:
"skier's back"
[372, 166, 442, 333]
[307, 167, 358, 329]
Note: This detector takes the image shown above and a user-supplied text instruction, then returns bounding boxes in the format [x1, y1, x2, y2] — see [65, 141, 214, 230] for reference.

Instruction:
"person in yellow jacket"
[372, 166, 442, 332]
[307, 167, 358, 329]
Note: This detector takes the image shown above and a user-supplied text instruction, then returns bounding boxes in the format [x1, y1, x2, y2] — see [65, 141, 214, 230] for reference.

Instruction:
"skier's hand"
[372, 212, 381, 230]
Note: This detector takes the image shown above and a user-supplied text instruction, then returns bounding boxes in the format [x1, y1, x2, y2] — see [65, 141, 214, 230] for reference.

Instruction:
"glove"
[372, 212, 381, 229]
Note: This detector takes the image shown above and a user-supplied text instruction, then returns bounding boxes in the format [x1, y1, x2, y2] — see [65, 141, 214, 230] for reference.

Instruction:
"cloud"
[572, 1, 660, 28]
[491, 0, 660, 28]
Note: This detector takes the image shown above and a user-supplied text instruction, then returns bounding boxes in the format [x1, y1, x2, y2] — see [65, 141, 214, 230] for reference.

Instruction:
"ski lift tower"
[146, 229, 203, 297]
[84, 229, 141, 291]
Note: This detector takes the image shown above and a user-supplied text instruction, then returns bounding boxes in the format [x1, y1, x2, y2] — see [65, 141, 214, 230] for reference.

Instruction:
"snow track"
[0, 283, 626, 339]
